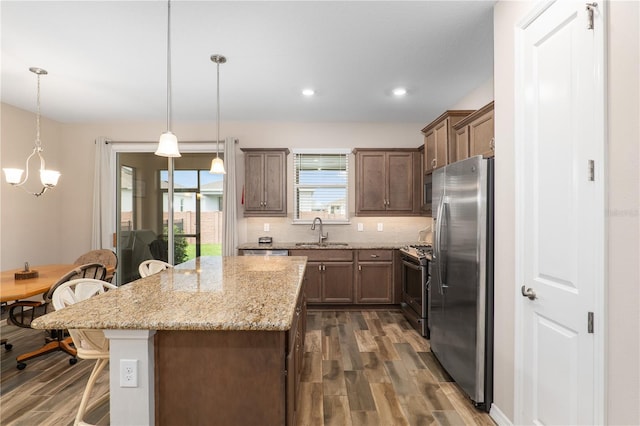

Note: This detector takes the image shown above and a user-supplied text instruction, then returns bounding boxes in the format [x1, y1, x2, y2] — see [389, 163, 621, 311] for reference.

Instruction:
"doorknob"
[521, 285, 537, 300]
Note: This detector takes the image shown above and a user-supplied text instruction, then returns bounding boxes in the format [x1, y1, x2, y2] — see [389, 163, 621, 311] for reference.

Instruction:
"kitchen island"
[32, 256, 307, 426]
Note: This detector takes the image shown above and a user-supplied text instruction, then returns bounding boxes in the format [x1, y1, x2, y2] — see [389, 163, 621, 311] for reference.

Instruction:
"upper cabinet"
[241, 148, 289, 217]
[453, 101, 495, 160]
[422, 110, 474, 173]
[354, 149, 422, 216]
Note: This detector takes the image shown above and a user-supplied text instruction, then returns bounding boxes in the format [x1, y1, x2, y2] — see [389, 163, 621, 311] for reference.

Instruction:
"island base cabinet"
[155, 330, 290, 426]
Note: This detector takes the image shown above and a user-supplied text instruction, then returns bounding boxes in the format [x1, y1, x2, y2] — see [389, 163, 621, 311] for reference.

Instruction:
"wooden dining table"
[0, 264, 79, 303]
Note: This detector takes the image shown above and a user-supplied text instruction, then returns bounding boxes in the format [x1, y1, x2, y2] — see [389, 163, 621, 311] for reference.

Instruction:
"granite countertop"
[32, 256, 307, 332]
[238, 241, 416, 250]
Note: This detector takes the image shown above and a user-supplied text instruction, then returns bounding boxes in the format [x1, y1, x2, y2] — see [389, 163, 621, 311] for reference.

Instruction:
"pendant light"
[3, 67, 61, 197]
[209, 54, 226, 174]
[155, 0, 180, 157]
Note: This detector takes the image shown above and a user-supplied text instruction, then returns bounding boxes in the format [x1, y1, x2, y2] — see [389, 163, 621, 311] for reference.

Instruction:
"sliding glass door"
[116, 152, 223, 284]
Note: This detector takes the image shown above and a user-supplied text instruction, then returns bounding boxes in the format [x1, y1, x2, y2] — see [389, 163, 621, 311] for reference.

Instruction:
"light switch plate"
[357, 223, 364, 232]
[377, 223, 383, 232]
[263, 223, 270, 232]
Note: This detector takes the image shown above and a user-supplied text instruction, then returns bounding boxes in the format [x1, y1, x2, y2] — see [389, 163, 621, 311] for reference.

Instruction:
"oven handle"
[401, 258, 423, 272]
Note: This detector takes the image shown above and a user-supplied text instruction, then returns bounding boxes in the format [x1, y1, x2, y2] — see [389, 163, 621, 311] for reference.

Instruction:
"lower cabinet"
[356, 250, 394, 303]
[292, 249, 396, 305]
[155, 290, 307, 426]
[290, 250, 354, 303]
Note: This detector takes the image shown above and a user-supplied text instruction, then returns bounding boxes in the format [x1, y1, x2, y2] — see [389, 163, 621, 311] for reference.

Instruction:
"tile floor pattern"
[296, 310, 495, 426]
[0, 310, 494, 425]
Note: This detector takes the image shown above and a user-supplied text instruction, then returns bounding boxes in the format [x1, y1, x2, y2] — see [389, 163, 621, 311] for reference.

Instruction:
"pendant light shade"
[155, 0, 181, 157]
[210, 156, 226, 174]
[3, 67, 61, 197]
[155, 131, 180, 157]
[209, 54, 226, 174]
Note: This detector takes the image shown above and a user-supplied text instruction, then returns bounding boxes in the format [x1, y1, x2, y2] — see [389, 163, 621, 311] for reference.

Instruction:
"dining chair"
[75, 249, 118, 283]
[52, 278, 116, 426]
[138, 259, 173, 278]
[9, 262, 108, 370]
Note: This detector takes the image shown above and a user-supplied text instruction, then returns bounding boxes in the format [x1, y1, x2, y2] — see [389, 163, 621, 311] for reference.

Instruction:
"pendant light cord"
[166, 0, 172, 133]
[216, 60, 220, 157]
[35, 73, 42, 147]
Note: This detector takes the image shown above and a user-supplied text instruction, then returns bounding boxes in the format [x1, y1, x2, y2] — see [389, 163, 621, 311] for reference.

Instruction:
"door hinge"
[586, 3, 597, 30]
[588, 312, 594, 333]
[588, 160, 595, 181]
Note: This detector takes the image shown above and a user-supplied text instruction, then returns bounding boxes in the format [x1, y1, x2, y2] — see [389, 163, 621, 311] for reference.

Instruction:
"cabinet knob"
[358, 265, 362, 271]
[431, 158, 437, 168]
[370, 254, 379, 258]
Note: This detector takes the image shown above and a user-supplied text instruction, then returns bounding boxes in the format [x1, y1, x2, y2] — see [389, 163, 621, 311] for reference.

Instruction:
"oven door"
[401, 257, 427, 317]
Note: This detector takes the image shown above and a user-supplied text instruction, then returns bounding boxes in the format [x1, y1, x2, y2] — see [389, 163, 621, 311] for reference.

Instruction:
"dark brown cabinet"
[241, 148, 289, 217]
[286, 291, 306, 425]
[422, 110, 473, 172]
[155, 290, 306, 426]
[354, 149, 422, 216]
[290, 249, 354, 303]
[356, 249, 394, 303]
[453, 101, 495, 160]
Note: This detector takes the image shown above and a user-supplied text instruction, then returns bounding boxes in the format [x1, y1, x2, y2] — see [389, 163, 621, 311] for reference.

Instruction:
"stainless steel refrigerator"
[430, 155, 494, 411]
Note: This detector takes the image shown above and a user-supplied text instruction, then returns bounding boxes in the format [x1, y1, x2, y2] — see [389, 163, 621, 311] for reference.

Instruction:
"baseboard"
[490, 403, 513, 426]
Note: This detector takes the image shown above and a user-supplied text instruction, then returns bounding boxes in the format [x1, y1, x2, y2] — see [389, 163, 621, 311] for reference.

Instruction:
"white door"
[516, 1, 605, 425]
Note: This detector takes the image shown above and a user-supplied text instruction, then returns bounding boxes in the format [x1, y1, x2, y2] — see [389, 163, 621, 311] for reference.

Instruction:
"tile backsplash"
[243, 216, 432, 245]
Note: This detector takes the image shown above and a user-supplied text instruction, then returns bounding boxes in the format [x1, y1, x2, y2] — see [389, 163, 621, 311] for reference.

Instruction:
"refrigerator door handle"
[434, 199, 447, 294]
[440, 201, 448, 289]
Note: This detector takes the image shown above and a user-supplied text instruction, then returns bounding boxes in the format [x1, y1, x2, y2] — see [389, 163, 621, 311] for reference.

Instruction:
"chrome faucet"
[311, 217, 328, 244]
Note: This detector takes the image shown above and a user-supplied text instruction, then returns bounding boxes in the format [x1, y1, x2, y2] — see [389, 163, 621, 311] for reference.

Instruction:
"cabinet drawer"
[357, 249, 392, 261]
[289, 249, 353, 262]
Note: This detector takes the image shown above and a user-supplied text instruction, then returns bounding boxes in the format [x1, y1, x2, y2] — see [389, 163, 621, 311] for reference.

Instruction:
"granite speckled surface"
[32, 256, 307, 332]
[238, 241, 414, 250]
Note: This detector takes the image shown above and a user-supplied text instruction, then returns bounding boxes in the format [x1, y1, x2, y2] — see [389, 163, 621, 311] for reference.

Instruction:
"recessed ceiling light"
[392, 87, 407, 96]
[302, 88, 315, 97]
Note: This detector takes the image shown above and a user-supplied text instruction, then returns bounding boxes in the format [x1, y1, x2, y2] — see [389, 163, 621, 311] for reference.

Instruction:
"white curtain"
[222, 137, 238, 256]
[91, 137, 114, 249]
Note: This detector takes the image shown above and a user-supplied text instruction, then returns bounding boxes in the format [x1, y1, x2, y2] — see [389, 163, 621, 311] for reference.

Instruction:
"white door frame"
[513, 1, 607, 424]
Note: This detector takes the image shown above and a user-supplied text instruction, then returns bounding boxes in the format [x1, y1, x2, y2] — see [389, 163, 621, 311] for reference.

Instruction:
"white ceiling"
[1, 1, 494, 124]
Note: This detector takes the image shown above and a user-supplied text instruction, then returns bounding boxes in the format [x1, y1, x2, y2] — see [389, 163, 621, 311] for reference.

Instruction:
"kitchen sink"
[294, 242, 349, 248]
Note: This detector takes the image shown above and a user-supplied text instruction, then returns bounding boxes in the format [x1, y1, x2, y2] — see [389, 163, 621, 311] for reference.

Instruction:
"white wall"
[451, 77, 494, 110]
[0, 103, 65, 269]
[1, 115, 431, 266]
[493, 1, 640, 424]
[493, 1, 534, 421]
[606, 1, 640, 423]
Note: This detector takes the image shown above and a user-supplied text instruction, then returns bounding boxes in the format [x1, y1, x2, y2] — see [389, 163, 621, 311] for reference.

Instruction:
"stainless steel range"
[399, 244, 432, 337]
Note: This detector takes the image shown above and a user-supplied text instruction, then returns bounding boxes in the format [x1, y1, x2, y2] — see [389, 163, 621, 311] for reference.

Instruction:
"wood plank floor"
[297, 310, 494, 426]
[0, 310, 494, 425]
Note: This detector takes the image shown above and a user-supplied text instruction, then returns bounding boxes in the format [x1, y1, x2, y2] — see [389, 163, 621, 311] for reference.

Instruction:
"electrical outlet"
[263, 223, 270, 232]
[120, 359, 138, 388]
[357, 223, 364, 232]
[377, 223, 383, 232]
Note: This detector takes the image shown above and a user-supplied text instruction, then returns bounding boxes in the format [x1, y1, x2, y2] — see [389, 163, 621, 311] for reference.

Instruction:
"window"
[293, 150, 349, 223]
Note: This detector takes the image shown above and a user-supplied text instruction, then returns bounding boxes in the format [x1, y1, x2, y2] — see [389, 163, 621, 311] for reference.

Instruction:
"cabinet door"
[357, 152, 386, 212]
[357, 262, 393, 303]
[304, 261, 322, 303]
[455, 125, 470, 162]
[263, 152, 286, 213]
[434, 119, 449, 168]
[322, 262, 353, 303]
[424, 131, 436, 173]
[244, 153, 266, 212]
[387, 152, 414, 212]
[469, 108, 495, 158]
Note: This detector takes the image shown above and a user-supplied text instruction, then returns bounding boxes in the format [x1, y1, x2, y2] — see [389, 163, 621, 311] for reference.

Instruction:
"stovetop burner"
[399, 244, 432, 264]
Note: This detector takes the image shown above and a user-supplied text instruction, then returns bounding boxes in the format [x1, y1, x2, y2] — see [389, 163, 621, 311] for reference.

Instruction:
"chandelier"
[3, 67, 61, 197]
